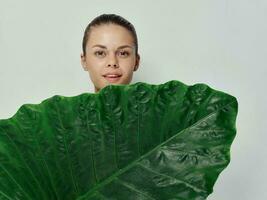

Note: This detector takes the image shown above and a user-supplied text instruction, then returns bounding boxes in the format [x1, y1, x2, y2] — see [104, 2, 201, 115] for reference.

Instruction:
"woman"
[80, 14, 141, 93]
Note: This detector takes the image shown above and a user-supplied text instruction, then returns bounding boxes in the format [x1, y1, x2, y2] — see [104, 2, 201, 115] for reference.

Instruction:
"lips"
[103, 73, 122, 83]
[104, 74, 121, 78]
[103, 72, 122, 77]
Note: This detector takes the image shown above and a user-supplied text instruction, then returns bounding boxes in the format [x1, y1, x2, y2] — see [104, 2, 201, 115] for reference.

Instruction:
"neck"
[94, 86, 99, 93]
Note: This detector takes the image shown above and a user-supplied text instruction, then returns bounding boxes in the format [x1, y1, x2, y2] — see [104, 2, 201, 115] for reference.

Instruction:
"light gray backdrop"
[0, 0, 266, 199]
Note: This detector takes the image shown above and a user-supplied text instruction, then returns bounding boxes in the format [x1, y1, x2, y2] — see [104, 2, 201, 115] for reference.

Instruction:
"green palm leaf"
[0, 80, 238, 200]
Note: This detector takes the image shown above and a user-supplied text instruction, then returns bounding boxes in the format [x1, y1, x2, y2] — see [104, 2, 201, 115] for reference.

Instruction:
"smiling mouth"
[103, 75, 122, 83]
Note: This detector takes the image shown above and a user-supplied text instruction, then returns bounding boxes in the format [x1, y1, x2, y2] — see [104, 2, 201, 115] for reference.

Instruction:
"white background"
[0, 0, 266, 199]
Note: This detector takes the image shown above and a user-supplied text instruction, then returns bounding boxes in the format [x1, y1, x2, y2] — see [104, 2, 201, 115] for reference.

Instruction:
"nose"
[107, 63, 118, 68]
[107, 53, 119, 68]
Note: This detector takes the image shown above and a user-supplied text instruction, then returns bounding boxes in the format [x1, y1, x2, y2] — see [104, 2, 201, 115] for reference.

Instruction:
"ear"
[80, 53, 88, 71]
[134, 54, 140, 71]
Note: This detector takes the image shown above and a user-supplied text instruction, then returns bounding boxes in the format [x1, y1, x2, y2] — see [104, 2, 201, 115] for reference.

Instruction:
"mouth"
[103, 74, 122, 83]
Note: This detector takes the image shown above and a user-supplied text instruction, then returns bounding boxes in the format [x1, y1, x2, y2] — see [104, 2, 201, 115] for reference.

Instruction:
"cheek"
[120, 59, 136, 70]
[120, 70, 134, 83]
[86, 55, 104, 66]
[87, 59, 104, 74]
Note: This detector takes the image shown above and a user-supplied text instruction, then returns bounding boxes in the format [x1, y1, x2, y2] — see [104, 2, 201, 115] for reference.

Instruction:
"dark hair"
[82, 14, 138, 56]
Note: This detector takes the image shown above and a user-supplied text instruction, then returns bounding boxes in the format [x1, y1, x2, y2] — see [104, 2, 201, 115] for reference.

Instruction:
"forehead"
[87, 24, 134, 47]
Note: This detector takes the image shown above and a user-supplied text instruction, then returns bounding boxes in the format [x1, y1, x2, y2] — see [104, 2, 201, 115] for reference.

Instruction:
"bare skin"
[80, 23, 140, 93]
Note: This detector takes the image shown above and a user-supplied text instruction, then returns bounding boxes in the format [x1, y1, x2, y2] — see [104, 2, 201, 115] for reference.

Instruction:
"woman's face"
[80, 23, 140, 93]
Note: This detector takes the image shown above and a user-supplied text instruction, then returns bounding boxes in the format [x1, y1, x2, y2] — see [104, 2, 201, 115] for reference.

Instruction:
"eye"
[94, 50, 106, 57]
[118, 51, 130, 57]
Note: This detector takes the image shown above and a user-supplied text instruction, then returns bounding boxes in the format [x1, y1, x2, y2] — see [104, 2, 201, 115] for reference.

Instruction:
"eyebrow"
[91, 44, 134, 50]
